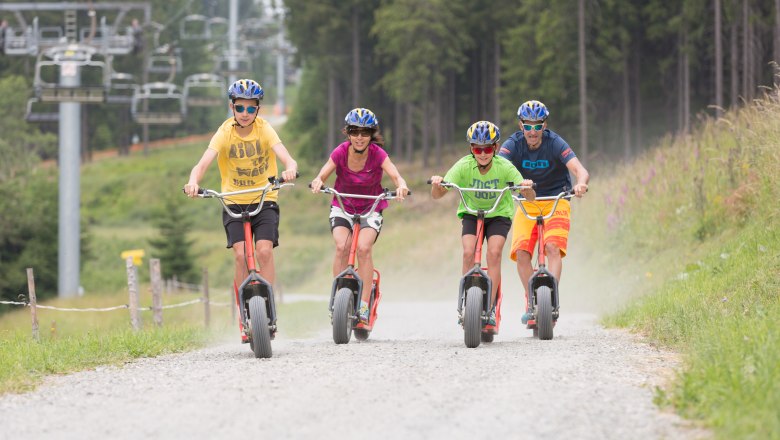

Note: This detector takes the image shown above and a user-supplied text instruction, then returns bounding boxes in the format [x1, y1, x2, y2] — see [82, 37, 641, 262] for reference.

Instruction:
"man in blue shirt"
[499, 100, 589, 321]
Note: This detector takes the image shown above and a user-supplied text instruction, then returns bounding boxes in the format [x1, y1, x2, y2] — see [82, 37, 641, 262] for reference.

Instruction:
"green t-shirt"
[443, 155, 524, 219]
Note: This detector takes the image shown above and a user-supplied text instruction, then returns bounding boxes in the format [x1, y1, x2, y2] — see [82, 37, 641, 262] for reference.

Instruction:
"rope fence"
[3, 259, 240, 339]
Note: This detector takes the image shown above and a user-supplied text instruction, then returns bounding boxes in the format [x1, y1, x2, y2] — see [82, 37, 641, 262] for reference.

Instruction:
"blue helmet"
[227, 79, 264, 101]
[344, 108, 379, 128]
[466, 121, 501, 145]
[517, 100, 549, 121]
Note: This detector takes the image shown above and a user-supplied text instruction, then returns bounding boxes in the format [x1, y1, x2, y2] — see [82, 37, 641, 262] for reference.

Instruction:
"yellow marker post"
[120, 249, 145, 266]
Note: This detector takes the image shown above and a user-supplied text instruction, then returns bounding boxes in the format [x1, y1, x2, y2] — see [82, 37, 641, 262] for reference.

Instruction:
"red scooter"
[430, 180, 531, 348]
[512, 190, 575, 340]
[311, 186, 407, 344]
[193, 176, 295, 358]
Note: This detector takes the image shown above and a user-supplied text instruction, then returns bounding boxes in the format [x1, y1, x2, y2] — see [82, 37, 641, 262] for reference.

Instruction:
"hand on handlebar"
[573, 183, 588, 198]
[395, 185, 410, 200]
[280, 169, 298, 183]
[309, 177, 324, 193]
[183, 182, 200, 198]
[428, 175, 445, 187]
[519, 179, 536, 201]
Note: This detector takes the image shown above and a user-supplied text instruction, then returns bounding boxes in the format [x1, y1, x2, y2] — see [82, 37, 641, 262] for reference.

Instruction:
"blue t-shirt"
[498, 129, 576, 197]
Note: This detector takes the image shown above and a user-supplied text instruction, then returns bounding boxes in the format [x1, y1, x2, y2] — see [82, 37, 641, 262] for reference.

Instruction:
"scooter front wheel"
[248, 296, 272, 358]
[464, 286, 483, 348]
[332, 287, 354, 344]
[536, 286, 554, 340]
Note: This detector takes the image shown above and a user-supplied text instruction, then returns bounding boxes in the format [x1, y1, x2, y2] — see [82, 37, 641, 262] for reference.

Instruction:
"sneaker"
[521, 311, 533, 324]
[487, 309, 496, 326]
[358, 301, 370, 324]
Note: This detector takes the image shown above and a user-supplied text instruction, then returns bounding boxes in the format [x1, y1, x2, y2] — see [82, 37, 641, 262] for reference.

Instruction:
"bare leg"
[331, 226, 351, 276]
[545, 243, 563, 281]
[255, 239, 275, 284]
[485, 235, 506, 306]
[233, 241, 249, 287]
[516, 250, 534, 309]
[356, 228, 378, 303]
[461, 234, 477, 275]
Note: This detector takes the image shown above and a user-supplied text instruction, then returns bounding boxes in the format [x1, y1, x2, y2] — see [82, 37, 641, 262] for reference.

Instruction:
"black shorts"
[223, 202, 280, 248]
[461, 215, 512, 239]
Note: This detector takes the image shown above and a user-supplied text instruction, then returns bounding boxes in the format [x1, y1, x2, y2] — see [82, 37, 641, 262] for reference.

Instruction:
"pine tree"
[148, 198, 198, 283]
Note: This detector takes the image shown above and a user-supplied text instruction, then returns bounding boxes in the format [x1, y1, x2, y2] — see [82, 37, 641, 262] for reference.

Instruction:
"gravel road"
[0, 291, 704, 440]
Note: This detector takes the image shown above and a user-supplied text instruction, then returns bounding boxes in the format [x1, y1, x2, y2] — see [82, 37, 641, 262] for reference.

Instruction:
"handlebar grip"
[388, 190, 412, 197]
[276, 172, 300, 184]
[182, 187, 207, 195]
[427, 179, 448, 185]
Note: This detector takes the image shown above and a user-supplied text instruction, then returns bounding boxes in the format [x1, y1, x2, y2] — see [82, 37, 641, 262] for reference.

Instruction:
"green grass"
[0, 285, 327, 395]
[582, 90, 780, 438]
[0, 325, 208, 394]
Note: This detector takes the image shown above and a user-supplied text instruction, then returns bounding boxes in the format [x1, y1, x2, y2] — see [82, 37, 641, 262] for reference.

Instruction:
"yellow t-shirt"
[207, 117, 283, 204]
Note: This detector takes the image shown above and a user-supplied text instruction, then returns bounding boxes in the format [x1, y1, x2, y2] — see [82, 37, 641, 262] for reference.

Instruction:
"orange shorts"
[509, 199, 571, 261]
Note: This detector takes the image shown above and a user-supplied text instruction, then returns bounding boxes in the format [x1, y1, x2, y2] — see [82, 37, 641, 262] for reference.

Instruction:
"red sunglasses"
[471, 145, 495, 155]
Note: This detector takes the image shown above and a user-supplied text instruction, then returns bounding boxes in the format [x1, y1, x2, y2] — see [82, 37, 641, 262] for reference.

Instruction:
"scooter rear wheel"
[332, 287, 353, 344]
[464, 286, 483, 348]
[536, 286, 554, 340]
[248, 296, 272, 358]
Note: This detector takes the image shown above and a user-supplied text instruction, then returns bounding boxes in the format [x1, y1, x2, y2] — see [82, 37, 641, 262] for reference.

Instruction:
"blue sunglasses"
[234, 104, 258, 114]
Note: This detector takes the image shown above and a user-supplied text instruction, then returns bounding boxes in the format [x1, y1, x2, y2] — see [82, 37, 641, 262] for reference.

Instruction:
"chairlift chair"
[3, 25, 38, 56]
[25, 98, 59, 123]
[146, 50, 183, 74]
[180, 15, 209, 40]
[131, 81, 186, 125]
[33, 44, 109, 103]
[214, 49, 252, 76]
[183, 73, 225, 107]
[106, 72, 138, 105]
[207, 17, 228, 40]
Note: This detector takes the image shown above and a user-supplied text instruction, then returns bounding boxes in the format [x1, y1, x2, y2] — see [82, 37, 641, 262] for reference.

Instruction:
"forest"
[284, 0, 780, 168]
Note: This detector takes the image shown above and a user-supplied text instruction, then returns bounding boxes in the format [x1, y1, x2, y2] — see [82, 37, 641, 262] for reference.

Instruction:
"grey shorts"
[329, 206, 383, 233]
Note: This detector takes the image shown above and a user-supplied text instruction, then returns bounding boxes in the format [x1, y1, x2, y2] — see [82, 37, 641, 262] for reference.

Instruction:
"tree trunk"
[421, 93, 430, 168]
[715, 0, 724, 116]
[327, 73, 336, 156]
[622, 47, 631, 160]
[447, 72, 456, 147]
[434, 88, 442, 167]
[578, 0, 588, 163]
[493, 33, 501, 125]
[471, 50, 480, 122]
[741, 0, 749, 100]
[730, 10, 739, 106]
[775, 0, 780, 63]
[393, 100, 403, 157]
[404, 103, 413, 162]
[683, 31, 690, 134]
[351, 10, 360, 107]
[632, 47, 642, 152]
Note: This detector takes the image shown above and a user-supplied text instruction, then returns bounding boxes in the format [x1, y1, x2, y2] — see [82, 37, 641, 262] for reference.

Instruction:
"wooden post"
[26, 268, 39, 341]
[150, 258, 163, 327]
[126, 257, 141, 331]
[172, 275, 178, 293]
[202, 267, 210, 328]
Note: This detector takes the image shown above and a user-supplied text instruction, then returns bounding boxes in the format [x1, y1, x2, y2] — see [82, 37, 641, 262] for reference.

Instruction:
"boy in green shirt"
[430, 121, 535, 324]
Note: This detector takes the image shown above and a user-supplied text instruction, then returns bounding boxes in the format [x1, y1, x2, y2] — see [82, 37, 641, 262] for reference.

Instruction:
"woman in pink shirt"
[310, 108, 409, 323]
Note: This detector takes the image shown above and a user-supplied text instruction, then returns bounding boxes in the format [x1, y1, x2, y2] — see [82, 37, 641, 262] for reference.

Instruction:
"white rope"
[158, 298, 203, 309]
[209, 301, 232, 307]
[35, 304, 129, 312]
[0, 300, 28, 306]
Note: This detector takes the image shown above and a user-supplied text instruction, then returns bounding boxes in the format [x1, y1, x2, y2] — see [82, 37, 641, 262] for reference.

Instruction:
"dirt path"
[0, 292, 703, 440]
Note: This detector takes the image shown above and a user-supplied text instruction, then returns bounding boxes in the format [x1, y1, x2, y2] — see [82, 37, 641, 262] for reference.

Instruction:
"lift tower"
[1, 2, 151, 297]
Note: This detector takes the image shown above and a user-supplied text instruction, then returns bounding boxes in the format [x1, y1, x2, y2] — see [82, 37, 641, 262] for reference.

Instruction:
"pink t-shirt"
[331, 141, 389, 214]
